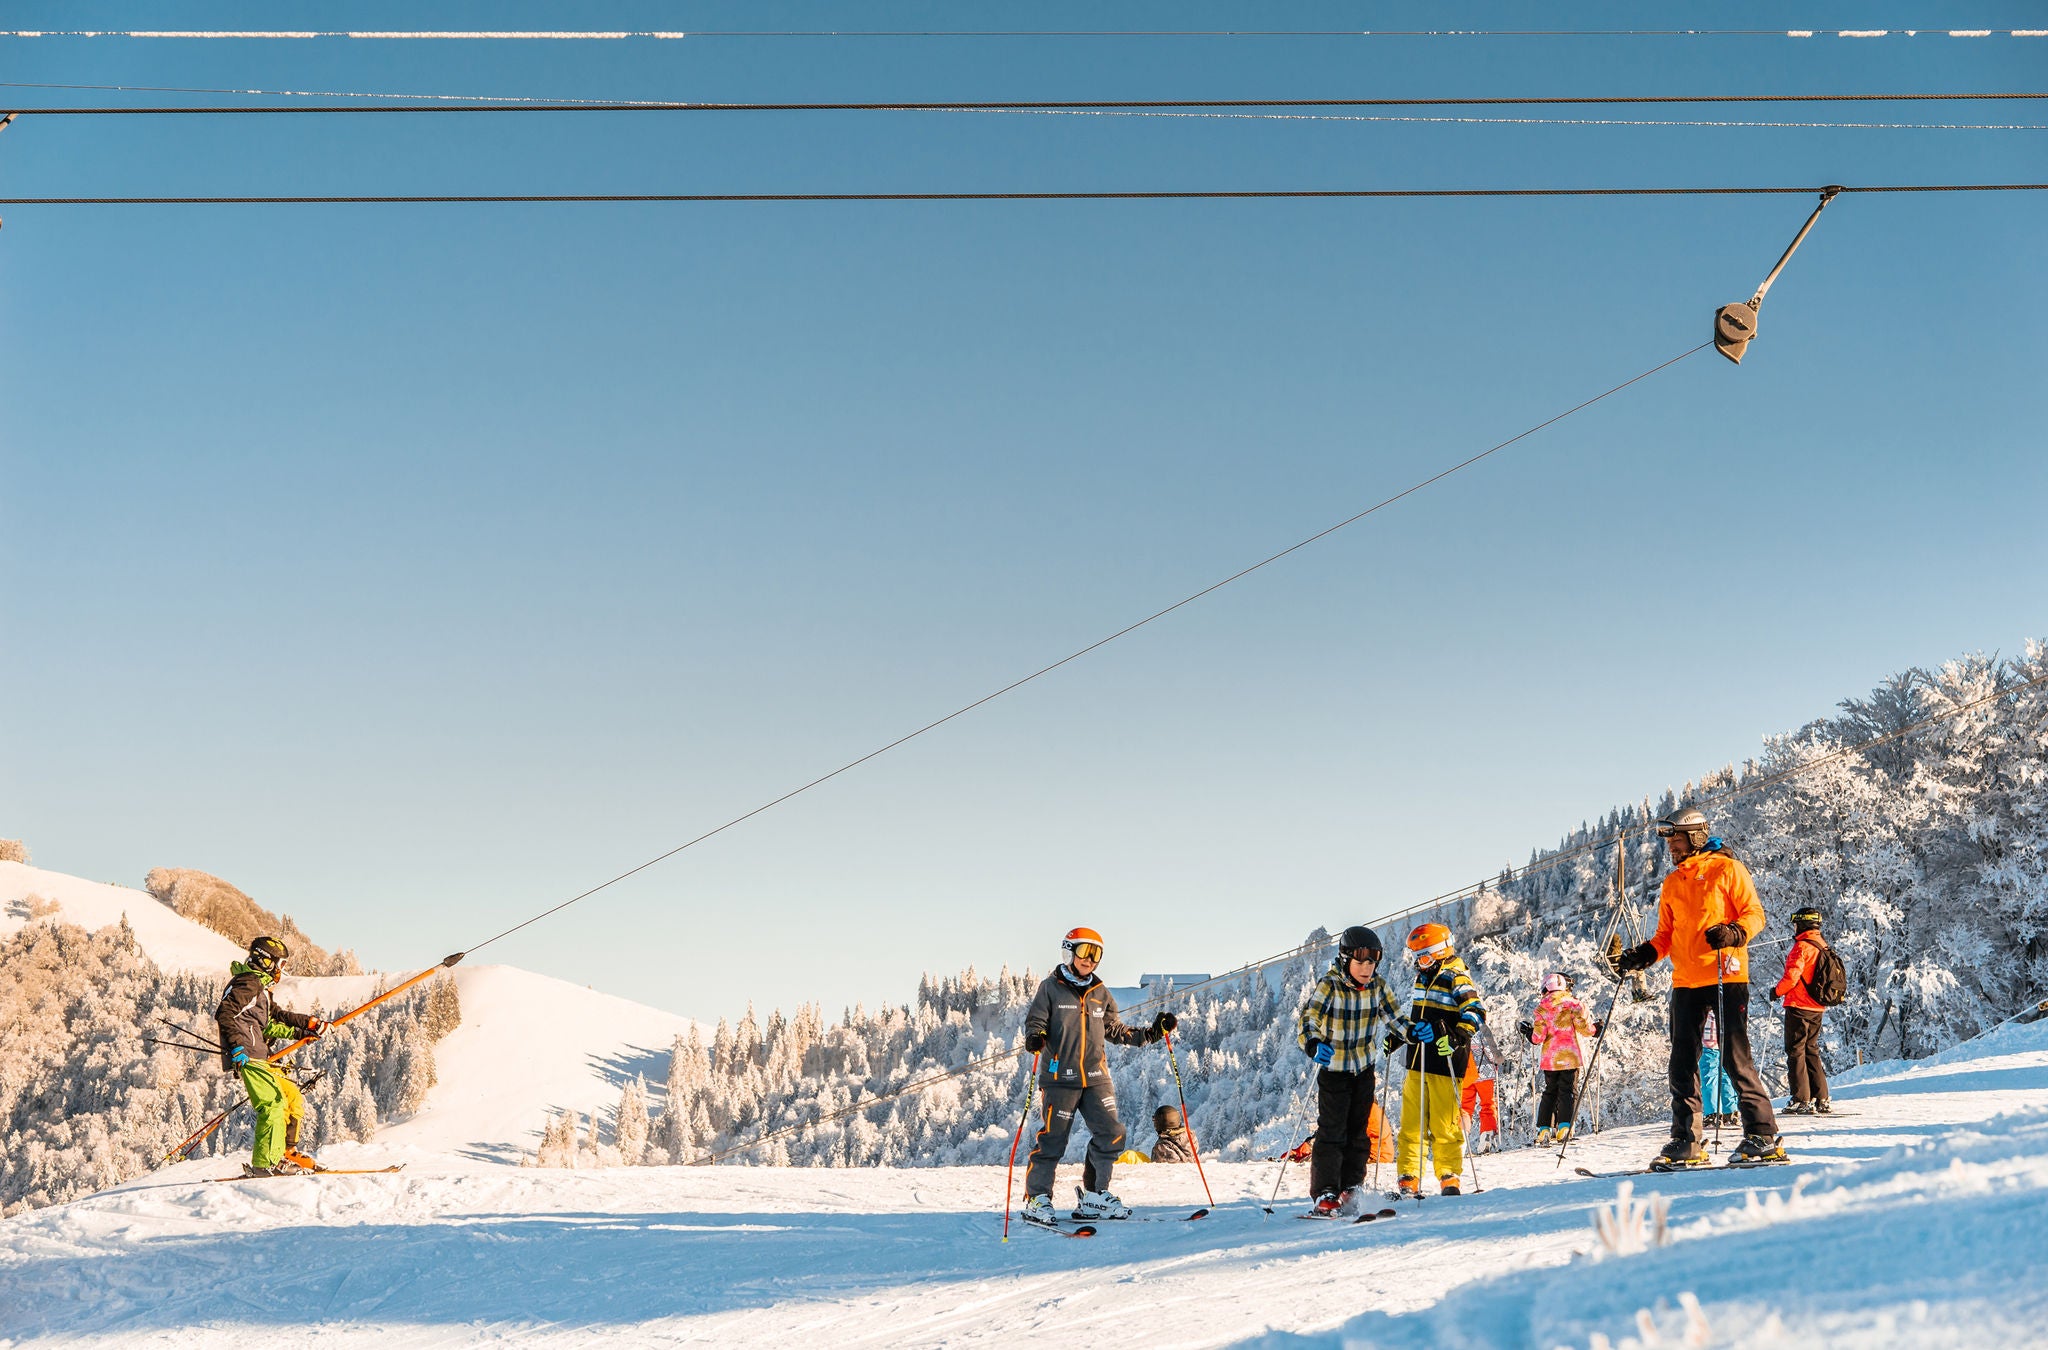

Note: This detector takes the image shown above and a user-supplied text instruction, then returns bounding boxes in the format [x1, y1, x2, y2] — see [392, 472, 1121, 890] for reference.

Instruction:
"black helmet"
[1655, 807, 1712, 851]
[1153, 1104, 1183, 1130]
[247, 935, 289, 976]
[1791, 908, 1824, 931]
[1339, 925, 1384, 962]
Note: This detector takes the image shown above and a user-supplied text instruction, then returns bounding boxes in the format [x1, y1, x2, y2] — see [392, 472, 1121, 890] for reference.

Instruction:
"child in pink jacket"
[1521, 973, 1597, 1145]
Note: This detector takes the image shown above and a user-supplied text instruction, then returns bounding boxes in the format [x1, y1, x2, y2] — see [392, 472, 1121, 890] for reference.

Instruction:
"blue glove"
[230, 1046, 249, 1069]
[1407, 1020, 1433, 1045]
[1312, 1041, 1335, 1066]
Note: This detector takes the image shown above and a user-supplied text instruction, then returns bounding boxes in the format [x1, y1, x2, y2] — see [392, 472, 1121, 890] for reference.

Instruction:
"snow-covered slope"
[0, 860, 243, 973]
[6, 1018, 2045, 1347]
[1, 861, 699, 1160]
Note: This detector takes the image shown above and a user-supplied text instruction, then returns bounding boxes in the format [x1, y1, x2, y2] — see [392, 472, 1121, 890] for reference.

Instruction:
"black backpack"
[1804, 941, 1848, 1007]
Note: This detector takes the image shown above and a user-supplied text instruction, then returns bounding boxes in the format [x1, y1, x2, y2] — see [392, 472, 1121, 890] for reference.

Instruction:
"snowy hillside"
[6, 1015, 2045, 1346]
[0, 861, 699, 1161]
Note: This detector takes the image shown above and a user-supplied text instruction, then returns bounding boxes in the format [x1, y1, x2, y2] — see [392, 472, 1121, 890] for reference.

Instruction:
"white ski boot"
[1073, 1189, 1132, 1220]
[1019, 1194, 1059, 1227]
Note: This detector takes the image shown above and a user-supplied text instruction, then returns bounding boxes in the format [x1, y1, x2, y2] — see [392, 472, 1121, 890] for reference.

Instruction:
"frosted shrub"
[143, 867, 362, 976]
[1591, 1180, 1670, 1259]
[0, 839, 29, 864]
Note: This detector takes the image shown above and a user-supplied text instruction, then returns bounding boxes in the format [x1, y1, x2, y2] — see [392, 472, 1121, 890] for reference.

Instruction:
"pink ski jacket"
[1531, 991, 1596, 1071]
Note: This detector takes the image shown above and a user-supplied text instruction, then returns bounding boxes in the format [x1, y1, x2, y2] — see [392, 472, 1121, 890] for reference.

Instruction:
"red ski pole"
[1002, 1051, 1040, 1241]
[1163, 1028, 1215, 1209]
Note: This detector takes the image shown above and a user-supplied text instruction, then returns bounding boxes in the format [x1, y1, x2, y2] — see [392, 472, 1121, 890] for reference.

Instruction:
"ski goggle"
[1065, 942, 1103, 963]
[1344, 950, 1380, 965]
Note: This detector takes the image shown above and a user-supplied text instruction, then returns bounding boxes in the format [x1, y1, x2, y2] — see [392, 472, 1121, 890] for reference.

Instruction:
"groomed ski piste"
[4, 1009, 2046, 1348]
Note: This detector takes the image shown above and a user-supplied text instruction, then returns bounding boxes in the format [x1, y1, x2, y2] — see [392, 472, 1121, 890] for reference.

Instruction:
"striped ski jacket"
[1297, 960, 1402, 1073]
[1400, 956, 1486, 1079]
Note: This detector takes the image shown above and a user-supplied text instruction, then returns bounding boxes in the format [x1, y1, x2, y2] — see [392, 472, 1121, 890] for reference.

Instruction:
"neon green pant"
[1396, 1069, 1465, 1185]
[239, 1059, 305, 1169]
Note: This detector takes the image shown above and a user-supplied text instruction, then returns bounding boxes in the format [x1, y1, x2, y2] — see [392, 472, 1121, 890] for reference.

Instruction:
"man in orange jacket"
[1615, 808, 1787, 1170]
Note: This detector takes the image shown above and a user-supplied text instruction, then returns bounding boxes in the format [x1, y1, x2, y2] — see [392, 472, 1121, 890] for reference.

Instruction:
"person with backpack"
[1296, 925, 1403, 1215]
[1613, 807, 1787, 1169]
[1018, 927, 1175, 1225]
[215, 936, 327, 1177]
[1521, 972, 1596, 1146]
[1774, 907, 1839, 1114]
[1384, 922, 1486, 1197]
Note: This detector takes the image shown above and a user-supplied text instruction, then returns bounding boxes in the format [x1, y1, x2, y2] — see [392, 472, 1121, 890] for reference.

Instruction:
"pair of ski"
[211, 1164, 406, 1182]
[1299, 1206, 1399, 1224]
[1573, 1158, 1790, 1180]
[1020, 1205, 1210, 1238]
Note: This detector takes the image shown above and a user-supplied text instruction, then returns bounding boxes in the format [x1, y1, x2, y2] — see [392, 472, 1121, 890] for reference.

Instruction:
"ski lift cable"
[454, 342, 1711, 964]
[4, 183, 2045, 207]
[7, 92, 2048, 115]
[2, 27, 2044, 40]
[692, 663, 2048, 1165]
[7, 84, 2043, 130]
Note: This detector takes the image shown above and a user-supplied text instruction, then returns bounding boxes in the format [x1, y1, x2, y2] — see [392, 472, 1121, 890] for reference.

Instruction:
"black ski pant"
[1785, 1007, 1829, 1105]
[1309, 1066, 1379, 1197]
[1024, 1083, 1125, 1200]
[1668, 983, 1777, 1142]
[1536, 1069, 1578, 1130]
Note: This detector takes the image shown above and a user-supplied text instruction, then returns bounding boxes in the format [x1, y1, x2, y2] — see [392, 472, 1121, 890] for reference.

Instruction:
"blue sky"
[2, 3, 2043, 1021]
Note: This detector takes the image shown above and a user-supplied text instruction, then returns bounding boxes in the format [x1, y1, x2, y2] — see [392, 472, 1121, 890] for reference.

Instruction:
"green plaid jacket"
[1298, 962, 1402, 1073]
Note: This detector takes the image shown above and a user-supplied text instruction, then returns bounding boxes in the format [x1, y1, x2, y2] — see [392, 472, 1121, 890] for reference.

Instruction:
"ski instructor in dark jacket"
[215, 936, 326, 1176]
[1017, 926, 1171, 1225]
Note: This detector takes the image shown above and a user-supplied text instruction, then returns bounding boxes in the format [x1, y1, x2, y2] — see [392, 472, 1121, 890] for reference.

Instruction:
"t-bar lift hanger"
[1713, 184, 1842, 363]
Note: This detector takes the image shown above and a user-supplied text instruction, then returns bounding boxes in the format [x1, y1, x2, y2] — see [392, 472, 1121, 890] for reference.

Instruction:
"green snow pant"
[239, 1059, 305, 1169]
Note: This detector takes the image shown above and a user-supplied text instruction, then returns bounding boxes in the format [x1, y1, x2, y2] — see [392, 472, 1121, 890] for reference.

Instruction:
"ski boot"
[240, 1163, 278, 1178]
[1815, 1100, 1833, 1115]
[1649, 1138, 1711, 1172]
[1019, 1194, 1059, 1227]
[1073, 1189, 1131, 1221]
[1728, 1133, 1790, 1166]
[1438, 1178, 1462, 1197]
[1533, 1127, 1553, 1147]
[1784, 1100, 1815, 1116]
[1553, 1124, 1573, 1144]
[1394, 1175, 1422, 1200]
[283, 1150, 322, 1173]
[1309, 1191, 1343, 1218]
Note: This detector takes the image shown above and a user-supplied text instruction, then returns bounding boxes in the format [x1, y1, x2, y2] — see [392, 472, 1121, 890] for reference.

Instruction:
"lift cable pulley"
[1714, 185, 1843, 363]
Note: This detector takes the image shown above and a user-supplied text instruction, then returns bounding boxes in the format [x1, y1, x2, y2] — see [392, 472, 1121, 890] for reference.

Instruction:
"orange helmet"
[1062, 927, 1104, 963]
[1406, 923, 1454, 966]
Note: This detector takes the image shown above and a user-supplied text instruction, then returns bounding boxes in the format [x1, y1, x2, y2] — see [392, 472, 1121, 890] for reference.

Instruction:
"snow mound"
[5, 1019, 2046, 1346]
[0, 860, 243, 973]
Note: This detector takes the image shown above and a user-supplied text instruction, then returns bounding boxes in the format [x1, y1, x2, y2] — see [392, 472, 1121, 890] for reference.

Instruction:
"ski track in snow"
[4, 1022, 2046, 1348]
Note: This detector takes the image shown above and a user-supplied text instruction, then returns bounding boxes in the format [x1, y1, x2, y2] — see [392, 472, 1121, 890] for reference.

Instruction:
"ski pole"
[1162, 1028, 1214, 1209]
[142, 1035, 219, 1058]
[1001, 1051, 1040, 1242]
[1712, 959, 1728, 1153]
[157, 1016, 221, 1049]
[1263, 1055, 1319, 1216]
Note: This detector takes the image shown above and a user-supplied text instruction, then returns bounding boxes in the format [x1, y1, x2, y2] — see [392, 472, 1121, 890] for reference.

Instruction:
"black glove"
[1152, 1011, 1178, 1037]
[1517, 1020, 1536, 1044]
[1615, 941, 1658, 974]
[1025, 1030, 1047, 1054]
[1704, 923, 1745, 950]
[303, 1017, 326, 1040]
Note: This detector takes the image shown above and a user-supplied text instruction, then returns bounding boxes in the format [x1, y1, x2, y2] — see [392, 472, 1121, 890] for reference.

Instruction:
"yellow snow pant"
[240, 1059, 305, 1169]
[1396, 1069, 1464, 1185]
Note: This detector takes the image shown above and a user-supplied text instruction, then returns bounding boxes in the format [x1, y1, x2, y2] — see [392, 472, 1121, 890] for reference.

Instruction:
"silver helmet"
[1655, 807, 1711, 851]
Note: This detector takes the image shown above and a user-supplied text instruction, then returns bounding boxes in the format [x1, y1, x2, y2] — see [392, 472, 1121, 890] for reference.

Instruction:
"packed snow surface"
[4, 1016, 2045, 1347]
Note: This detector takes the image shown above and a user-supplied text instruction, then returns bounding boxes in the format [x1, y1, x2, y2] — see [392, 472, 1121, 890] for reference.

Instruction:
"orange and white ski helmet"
[1406, 923, 1454, 965]
[1061, 927, 1105, 962]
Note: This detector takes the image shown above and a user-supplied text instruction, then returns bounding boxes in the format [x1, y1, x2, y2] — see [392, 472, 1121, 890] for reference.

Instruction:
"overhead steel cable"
[3, 28, 2044, 40]
[4, 183, 2045, 207]
[7, 92, 2048, 114]
[456, 343, 1709, 962]
[694, 663, 2048, 1164]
